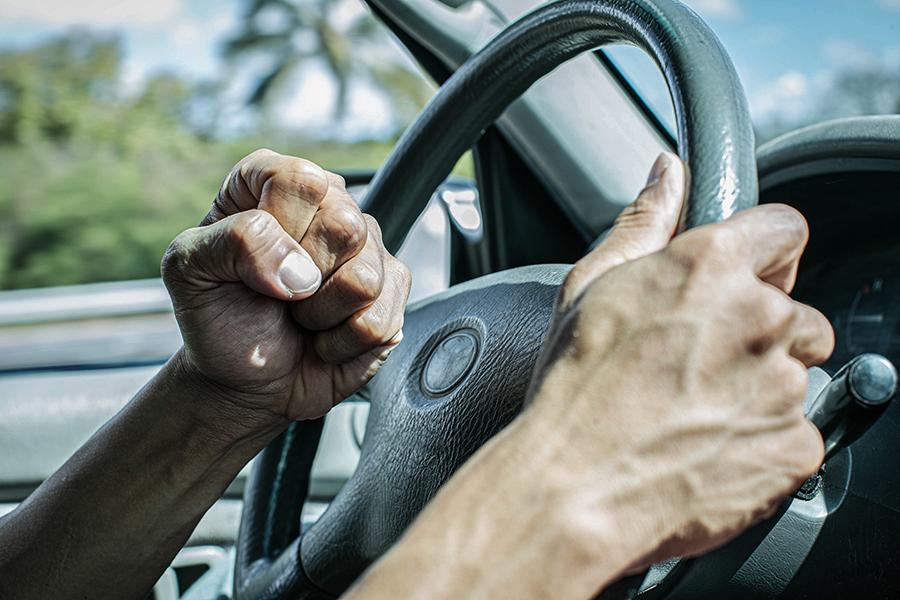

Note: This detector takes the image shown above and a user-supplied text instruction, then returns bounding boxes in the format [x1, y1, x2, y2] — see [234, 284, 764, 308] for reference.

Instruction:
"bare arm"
[0, 353, 282, 598]
[346, 153, 833, 599]
[0, 150, 410, 599]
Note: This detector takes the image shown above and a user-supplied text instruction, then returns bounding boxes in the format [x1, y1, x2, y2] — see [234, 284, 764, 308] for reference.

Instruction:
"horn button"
[421, 330, 480, 396]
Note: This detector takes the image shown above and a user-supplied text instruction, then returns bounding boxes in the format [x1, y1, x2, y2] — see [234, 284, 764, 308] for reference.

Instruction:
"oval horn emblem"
[422, 330, 479, 396]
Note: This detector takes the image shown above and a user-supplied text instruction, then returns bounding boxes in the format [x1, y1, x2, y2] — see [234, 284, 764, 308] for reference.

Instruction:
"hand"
[344, 152, 833, 600]
[523, 151, 834, 568]
[161, 149, 411, 427]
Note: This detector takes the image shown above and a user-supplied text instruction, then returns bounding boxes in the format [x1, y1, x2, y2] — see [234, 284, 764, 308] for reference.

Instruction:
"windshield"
[606, 0, 900, 144]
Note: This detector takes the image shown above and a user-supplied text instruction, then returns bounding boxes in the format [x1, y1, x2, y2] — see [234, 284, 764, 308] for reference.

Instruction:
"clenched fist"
[162, 149, 411, 425]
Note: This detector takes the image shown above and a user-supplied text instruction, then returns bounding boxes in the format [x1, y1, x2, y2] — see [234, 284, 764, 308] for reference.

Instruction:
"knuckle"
[362, 213, 383, 242]
[320, 206, 367, 255]
[328, 171, 347, 189]
[277, 156, 328, 200]
[230, 210, 280, 255]
[246, 153, 327, 204]
[247, 147, 276, 161]
[773, 358, 809, 402]
[353, 306, 389, 346]
[385, 256, 413, 299]
[559, 264, 588, 303]
[394, 257, 413, 289]
[802, 305, 836, 358]
[765, 203, 809, 246]
[666, 226, 732, 272]
[160, 230, 196, 283]
[748, 288, 795, 347]
[342, 259, 384, 305]
[617, 197, 667, 233]
[239, 148, 277, 178]
[693, 227, 734, 263]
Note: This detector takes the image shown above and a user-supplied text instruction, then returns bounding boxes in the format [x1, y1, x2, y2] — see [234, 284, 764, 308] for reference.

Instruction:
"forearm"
[0, 350, 285, 600]
[345, 414, 667, 600]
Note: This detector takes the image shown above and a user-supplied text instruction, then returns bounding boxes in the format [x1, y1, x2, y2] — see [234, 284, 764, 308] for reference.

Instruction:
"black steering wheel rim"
[235, 1, 757, 598]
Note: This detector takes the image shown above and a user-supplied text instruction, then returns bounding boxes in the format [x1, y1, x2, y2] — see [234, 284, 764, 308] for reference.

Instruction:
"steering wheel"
[233, 1, 757, 598]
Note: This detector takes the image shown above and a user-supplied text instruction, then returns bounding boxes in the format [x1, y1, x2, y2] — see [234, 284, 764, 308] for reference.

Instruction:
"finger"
[557, 151, 686, 313]
[736, 282, 797, 356]
[292, 215, 386, 331]
[313, 256, 412, 364]
[203, 149, 330, 242]
[299, 175, 368, 280]
[798, 419, 826, 476]
[322, 330, 406, 404]
[162, 209, 321, 301]
[786, 303, 835, 367]
[683, 204, 809, 293]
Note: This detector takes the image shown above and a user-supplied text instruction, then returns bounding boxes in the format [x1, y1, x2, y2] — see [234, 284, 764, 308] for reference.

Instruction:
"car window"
[0, 0, 450, 302]
[604, 0, 900, 144]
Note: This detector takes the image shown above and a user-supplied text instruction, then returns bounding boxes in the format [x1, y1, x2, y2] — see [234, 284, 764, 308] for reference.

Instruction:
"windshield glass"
[606, 0, 900, 144]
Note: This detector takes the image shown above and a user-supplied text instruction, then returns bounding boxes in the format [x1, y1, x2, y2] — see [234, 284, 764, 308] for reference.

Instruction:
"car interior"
[0, 1, 898, 599]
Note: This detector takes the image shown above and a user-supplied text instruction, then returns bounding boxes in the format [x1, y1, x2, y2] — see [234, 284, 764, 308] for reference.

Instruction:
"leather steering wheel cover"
[234, 420, 325, 599]
[363, 0, 757, 250]
[235, 1, 758, 598]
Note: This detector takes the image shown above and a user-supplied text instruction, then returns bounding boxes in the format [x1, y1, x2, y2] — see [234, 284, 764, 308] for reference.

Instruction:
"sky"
[0, 0, 898, 138]
[610, 0, 900, 135]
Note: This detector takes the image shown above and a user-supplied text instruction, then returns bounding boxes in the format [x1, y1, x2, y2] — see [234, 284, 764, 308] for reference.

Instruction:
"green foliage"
[0, 32, 121, 145]
[0, 31, 407, 290]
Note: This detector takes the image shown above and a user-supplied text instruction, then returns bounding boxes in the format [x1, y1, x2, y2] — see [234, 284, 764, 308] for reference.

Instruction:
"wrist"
[504, 411, 675, 589]
[163, 348, 289, 450]
[361, 414, 672, 600]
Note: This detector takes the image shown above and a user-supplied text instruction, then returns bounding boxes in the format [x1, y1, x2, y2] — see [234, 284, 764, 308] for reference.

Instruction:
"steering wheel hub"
[421, 329, 481, 397]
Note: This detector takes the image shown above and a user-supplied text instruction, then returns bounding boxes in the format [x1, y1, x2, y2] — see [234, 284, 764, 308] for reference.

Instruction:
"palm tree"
[224, 0, 430, 128]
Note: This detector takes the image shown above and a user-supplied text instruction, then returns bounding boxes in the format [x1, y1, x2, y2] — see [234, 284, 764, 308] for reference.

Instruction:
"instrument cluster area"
[767, 170, 900, 374]
[756, 117, 900, 376]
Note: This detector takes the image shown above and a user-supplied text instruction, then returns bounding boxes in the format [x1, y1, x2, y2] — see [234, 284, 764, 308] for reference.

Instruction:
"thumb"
[557, 151, 687, 313]
[162, 209, 322, 302]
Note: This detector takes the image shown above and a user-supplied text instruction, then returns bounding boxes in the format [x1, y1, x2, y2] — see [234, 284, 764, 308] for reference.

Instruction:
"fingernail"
[646, 152, 673, 187]
[278, 251, 321, 297]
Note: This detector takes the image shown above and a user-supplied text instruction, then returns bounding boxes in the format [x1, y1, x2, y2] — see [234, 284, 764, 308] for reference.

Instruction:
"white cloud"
[275, 62, 395, 140]
[821, 39, 876, 68]
[0, 0, 180, 27]
[683, 0, 743, 20]
[877, 0, 900, 10]
[751, 71, 812, 121]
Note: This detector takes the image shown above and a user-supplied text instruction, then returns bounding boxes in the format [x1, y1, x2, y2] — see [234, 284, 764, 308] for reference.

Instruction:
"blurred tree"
[756, 66, 900, 143]
[0, 32, 121, 144]
[823, 66, 900, 118]
[224, 0, 432, 133]
[0, 31, 236, 289]
[0, 31, 405, 290]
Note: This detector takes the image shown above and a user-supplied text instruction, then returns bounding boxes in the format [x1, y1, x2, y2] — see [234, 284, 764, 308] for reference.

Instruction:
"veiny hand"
[524, 151, 835, 568]
[162, 149, 411, 426]
[345, 152, 836, 600]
